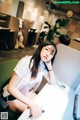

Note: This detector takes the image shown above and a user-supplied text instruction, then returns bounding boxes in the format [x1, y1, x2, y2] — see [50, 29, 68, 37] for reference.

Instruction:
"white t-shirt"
[3, 55, 48, 97]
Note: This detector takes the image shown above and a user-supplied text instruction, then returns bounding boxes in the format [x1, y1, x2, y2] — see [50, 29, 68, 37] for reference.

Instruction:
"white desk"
[18, 82, 75, 120]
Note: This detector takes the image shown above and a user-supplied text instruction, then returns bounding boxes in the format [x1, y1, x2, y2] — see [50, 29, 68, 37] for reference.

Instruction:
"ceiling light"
[67, 10, 73, 18]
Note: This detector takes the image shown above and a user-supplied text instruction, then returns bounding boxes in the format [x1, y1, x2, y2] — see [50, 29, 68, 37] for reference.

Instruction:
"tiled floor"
[0, 47, 36, 62]
[69, 39, 80, 51]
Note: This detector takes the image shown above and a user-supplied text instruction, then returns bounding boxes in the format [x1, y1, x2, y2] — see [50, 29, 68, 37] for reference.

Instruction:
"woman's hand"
[44, 61, 57, 84]
[45, 61, 53, 70]
[29, 102, 43, 118]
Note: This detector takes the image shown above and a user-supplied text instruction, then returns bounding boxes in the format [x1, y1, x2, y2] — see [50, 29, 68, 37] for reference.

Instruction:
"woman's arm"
[8, 72, 43, 118]
[8, 72, 33, 107]
[43, 61, 57, 84]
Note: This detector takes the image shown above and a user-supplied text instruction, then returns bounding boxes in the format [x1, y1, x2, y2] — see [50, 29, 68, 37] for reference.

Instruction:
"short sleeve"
[43, 69, 48, 75]
[14, 55, 31, 78]
[40, 62, 48, 76]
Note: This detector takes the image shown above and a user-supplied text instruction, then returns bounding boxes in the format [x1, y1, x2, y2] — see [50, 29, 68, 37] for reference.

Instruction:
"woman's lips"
[43, 56, 47, 59]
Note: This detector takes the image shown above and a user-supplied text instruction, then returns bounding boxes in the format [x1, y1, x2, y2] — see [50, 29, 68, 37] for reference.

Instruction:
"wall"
[0, 0, 20, 17]
[22, 0, 47, 33]
[0, 0, 13, 15]
[22, 0, 80, 39]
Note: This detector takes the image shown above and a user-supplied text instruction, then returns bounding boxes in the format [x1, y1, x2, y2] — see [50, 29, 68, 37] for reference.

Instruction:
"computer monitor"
[53, 44, 80, 90]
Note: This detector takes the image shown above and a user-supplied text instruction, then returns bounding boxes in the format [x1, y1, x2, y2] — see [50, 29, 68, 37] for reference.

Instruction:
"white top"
[3, 55, 48, 97]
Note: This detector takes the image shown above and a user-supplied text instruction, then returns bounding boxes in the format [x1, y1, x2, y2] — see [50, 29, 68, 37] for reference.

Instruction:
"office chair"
[59, 34, 70, 46]
[0, 59, 19, 120]
[0, 39, 8, 49]
[0, 29, 10, 50]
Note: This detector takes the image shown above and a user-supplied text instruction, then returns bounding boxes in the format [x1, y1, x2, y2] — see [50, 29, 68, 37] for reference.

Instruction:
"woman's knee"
[7, 101, 17, 111]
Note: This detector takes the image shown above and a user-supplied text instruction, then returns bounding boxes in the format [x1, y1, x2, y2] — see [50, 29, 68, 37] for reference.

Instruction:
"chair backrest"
[0, 59, 19, 90]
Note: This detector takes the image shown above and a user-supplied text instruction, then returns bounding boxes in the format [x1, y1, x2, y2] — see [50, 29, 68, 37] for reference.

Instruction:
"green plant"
[44, 18, 69, 41]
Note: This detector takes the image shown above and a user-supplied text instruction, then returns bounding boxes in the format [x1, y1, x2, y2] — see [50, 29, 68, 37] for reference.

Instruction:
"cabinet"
[0, 30, 18, 50]
[0, 13, 19, 50]
[0, 13, 10, 28]
[25, 29, 37, 46]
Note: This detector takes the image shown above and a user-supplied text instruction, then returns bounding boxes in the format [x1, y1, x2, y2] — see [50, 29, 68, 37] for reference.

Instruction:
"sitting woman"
[5, 40, 57, 118]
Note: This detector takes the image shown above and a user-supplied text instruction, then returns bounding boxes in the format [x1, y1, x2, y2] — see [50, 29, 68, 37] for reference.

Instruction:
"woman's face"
[40, 45, 55, 62]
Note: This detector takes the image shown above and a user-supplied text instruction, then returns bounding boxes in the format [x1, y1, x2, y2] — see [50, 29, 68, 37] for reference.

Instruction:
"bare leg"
[7, 92, 37, 112]
[6, 101, 17, 111]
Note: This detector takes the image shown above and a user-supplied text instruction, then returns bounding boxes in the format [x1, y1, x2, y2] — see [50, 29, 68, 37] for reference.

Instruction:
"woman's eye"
[45, 48, 48, 51]
[51, 52, 54, 55]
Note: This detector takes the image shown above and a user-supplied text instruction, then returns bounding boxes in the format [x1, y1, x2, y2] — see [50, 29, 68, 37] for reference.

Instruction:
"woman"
[6, 40, 57, 118]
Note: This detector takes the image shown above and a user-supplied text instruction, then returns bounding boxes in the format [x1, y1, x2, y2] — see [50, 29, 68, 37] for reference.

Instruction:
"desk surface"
[18, 83, 75, 120]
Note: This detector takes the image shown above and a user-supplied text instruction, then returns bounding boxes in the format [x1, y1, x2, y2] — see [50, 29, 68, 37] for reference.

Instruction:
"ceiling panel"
[45, 0, 80, 21]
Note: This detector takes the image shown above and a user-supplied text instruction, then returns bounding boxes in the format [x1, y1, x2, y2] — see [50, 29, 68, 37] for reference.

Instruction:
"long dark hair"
[29, 40, 57, 78]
